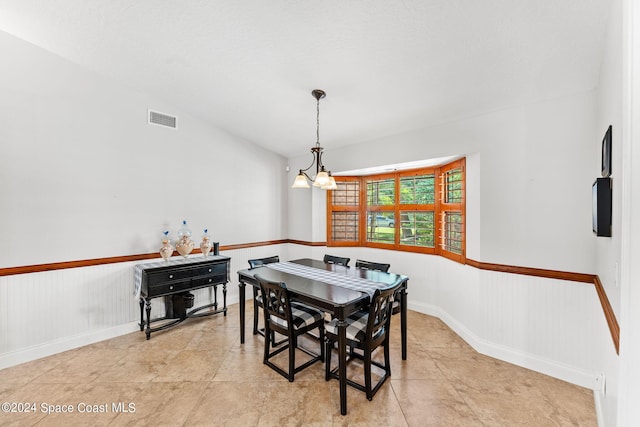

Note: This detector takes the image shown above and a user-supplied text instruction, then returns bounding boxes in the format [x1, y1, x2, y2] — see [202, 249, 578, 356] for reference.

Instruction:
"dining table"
[237, 258, 409, 415]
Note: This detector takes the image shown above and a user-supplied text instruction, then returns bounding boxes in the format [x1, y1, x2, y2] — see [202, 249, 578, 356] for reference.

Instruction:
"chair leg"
[364, 348, 373, 401]
[324, 338, 332, 381]
[288, 335, 296, 382]
[263, 322, 271, 365]
[384, 341, 391, 377]
[319, 326, 325, 362]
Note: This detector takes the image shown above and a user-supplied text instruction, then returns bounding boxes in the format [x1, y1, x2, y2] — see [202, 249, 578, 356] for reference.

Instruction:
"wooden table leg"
[239, 281, 246, 344]
[253, 287, 259, 335]
[401, 285, 408, 360]
[337, 319, 348, 415]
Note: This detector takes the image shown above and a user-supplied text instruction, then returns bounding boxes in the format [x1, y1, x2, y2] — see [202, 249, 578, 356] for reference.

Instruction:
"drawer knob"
[208, 268, 212, 272]
[169, 286, 174, 290]
[169, 274, 174, 279]
[208, 278, 212, 282]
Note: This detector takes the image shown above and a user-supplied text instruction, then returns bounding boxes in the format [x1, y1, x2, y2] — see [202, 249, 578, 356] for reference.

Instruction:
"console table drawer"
[146, 262, 225, 284]
[148, 280, 192, 296]
[142, 261, 228, 295]
[191, 275, 226, 288]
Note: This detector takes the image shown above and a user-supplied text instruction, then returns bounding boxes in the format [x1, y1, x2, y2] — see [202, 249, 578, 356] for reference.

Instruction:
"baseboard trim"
[407, 300, 602, 391]
[0, 322, 140, 370]
[0, 295, 242, 370]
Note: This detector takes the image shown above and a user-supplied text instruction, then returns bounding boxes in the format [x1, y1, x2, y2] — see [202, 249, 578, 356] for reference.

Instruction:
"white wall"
[290, 91, 597, 273]
[0, 30, 288, 269]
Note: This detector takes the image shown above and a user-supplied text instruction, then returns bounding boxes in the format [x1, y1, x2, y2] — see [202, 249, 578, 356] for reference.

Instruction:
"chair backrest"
[254, 274, 292, 327]
[365, 285, 399, 345]
[248, 255, 280, 269]
[355, 259, 390, 273]
[323, 254, 350, 266]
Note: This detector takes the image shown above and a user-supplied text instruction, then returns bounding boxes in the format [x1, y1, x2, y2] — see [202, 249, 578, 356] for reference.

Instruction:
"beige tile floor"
[0, 301, 597, 426]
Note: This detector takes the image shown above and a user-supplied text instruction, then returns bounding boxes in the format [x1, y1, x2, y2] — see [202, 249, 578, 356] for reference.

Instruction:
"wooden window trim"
[326, 177, 361, 247]
[326, 158, 466, 263]
[437, 158, 466, 263]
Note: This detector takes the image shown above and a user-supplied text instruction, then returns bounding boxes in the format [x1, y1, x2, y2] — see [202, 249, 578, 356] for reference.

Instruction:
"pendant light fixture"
[292, 89, 337, 190]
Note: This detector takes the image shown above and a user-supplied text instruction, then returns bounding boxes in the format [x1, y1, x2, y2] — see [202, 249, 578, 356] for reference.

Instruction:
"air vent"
[148, 110, 177, 129]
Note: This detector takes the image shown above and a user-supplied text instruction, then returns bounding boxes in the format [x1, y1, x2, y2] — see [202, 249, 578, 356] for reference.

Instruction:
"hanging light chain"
[316, 95, 321, 147]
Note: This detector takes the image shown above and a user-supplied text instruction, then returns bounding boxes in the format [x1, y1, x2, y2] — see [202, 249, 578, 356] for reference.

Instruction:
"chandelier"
[291, 89, 337, 190]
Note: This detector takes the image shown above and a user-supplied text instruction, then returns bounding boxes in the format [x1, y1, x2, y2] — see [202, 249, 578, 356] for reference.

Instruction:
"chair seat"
[326, 310, 382, 343]
[271, 302, 324, 330]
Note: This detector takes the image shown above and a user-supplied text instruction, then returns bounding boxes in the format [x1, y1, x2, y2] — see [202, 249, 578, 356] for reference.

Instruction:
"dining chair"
[355, 259, 399, 314]
[248, 256, 280, 341]
[255, 274, 325, 382]
[355, 259, 391, 273]
[248, 255, 280, 269]
[324, 283, 399, 400]
[323, 254, 351, 266]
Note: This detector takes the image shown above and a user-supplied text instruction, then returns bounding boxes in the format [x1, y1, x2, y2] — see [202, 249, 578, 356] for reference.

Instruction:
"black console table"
[134, 255, 230, 339]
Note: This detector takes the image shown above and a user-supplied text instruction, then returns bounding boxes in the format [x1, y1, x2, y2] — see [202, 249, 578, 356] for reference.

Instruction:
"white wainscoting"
[0, 262, 141, 369]
[413, 261, 608, 390]
[0, 243, 611, 398]
[0, 245, 288, 370]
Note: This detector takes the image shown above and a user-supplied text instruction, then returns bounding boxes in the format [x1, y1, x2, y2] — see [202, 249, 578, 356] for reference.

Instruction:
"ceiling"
[0, 0, 611, 158]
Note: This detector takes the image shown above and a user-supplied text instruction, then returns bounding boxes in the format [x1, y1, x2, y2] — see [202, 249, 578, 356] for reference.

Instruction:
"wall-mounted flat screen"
[592, 177, 612, 237]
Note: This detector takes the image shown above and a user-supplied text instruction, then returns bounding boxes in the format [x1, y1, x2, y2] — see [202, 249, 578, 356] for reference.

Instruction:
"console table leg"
[145, 300, 152, 340]
[223, 283, 227, 315]
[138, 298, 144, 331]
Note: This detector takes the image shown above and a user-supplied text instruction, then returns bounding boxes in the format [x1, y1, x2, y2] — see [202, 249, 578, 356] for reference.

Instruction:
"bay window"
[326, 158, 465, 263]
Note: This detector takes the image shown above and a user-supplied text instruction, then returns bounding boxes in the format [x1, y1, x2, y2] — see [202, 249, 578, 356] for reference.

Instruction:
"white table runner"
[265, 261, 388, 298]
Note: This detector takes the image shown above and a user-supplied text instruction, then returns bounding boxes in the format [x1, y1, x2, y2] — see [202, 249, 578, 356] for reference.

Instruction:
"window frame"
[326, 176, 362, 247]
[326, 158, 466, 263]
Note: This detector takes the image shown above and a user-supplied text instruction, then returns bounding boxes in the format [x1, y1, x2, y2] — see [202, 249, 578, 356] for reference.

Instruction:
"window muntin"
[399, 211, 434, 247]
[441, 211, 463, 254]
[331, 212, 359, 242]
[366, 212, 395, 243]
[332, 180, 360, 206]
[400, 174, 435, 205]
[366, 178, 395, 206]
[444, 168, 463, 203]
